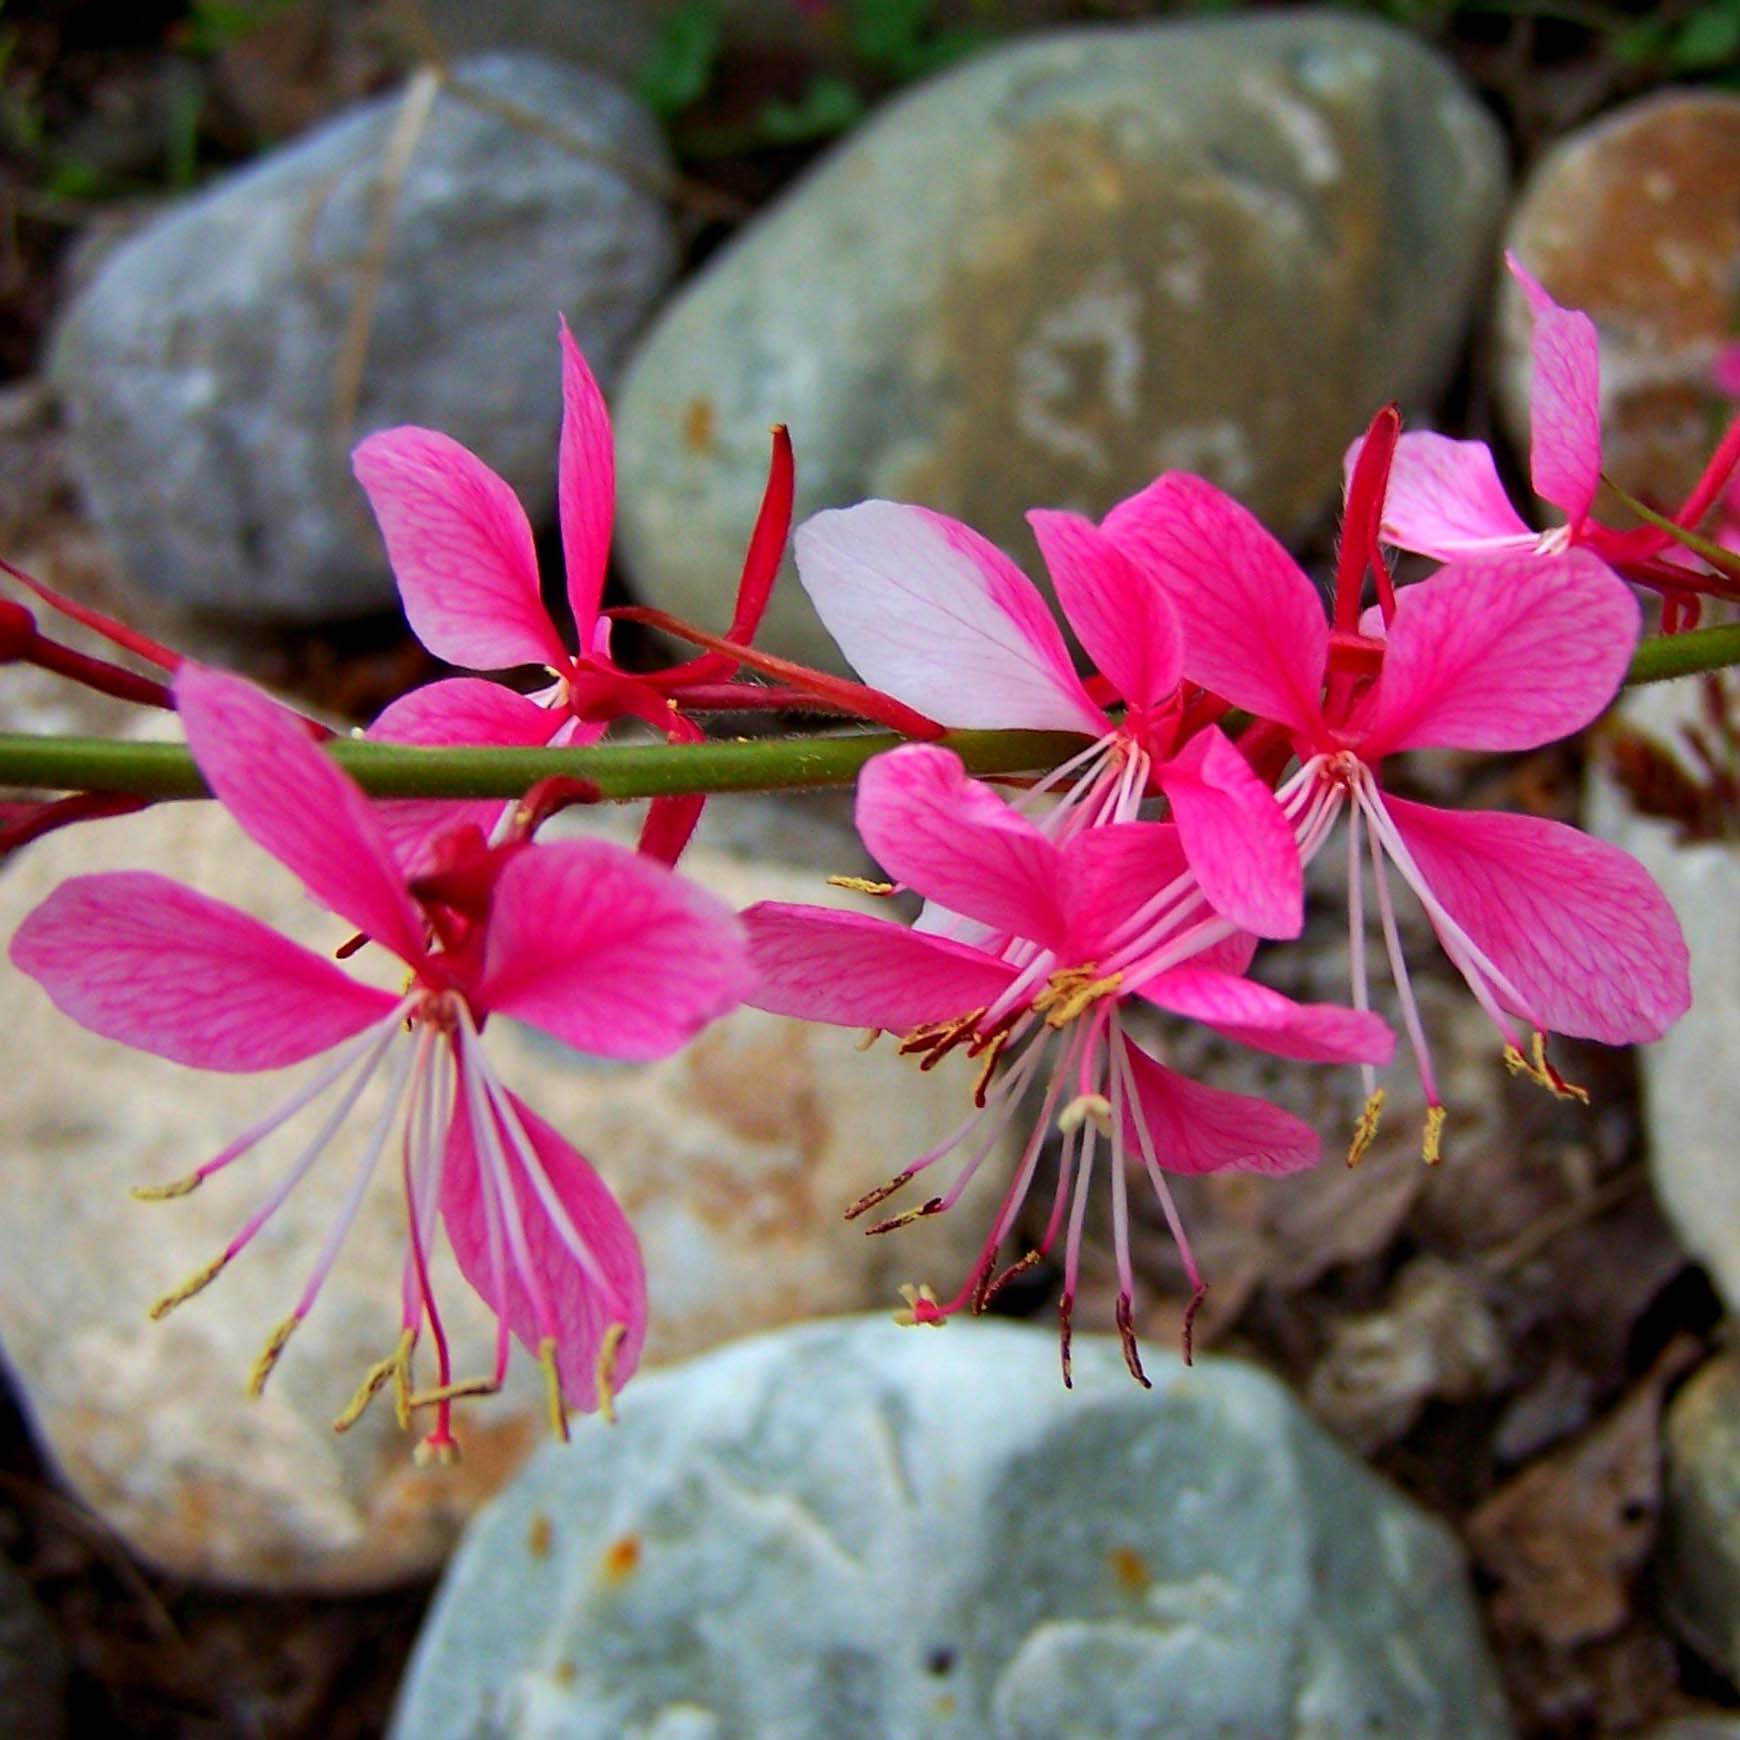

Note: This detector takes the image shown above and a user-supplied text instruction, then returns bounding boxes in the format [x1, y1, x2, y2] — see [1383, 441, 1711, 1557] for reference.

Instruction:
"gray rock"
[1586, 682, 1740, 1310]
[614, 12, 1505, 668]
[51, 54, 676, 623]
[392, 1316, 1514, 1740]
[1661, 1352, 1740, 1680]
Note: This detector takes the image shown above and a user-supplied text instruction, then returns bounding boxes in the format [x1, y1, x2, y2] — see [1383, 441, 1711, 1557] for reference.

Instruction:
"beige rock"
[0, 797, 1012, 1591]
[1499, 91, 1740, 517]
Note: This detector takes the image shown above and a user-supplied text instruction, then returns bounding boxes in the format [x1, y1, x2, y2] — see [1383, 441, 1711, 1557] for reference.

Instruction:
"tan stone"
[0, 797, 1013, 1590]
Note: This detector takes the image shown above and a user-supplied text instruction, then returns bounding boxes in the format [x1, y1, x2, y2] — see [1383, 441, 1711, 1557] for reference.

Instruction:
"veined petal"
[745, 903, 1017, 1032]
[352, 427, 566, 671]
[1028, 508, 1183, 709]
[478, 840, 747, 1061]
[557, 319, 614, 636]
[176, 664, 427, 963]
[1352, 431, 1536, 558]
[444, 1080, 645, 1408]
[1122, 1040, 1319, 1175]
[1509, 252, 1603, 526]
[9, 871, 396, 1070]
[1384, 795, 1690, 1045]
[368, 677, 564, 872]
[1360, 548, 1638, 756]
[794, 501, 1106, 733]
[1157, 726, 1302, 940]
[856, 746, 1069, 948]
[1138, 965, 1395, 1064]
[1103, 473, 1328, 736]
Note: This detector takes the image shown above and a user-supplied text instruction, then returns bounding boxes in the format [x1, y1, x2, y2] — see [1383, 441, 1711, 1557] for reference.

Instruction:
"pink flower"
[353, 323, 792, 869]
[746, 743, 1393, 1378]
[9, 664, 748, 1457]
[794, 501, 1304, 939]
[1105, 472, 1691, 1158]
[1357, 255, 1740, 604]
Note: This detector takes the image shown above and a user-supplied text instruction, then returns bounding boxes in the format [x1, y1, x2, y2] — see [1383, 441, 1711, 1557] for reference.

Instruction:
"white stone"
[391, 1316, 1514, 1740]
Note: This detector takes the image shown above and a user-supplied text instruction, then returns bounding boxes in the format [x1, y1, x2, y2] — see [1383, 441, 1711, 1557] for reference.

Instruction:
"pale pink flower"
[353, 323, 792, 868]
[746, 743, 1393, 1378]
[1106, 473, 1691, 1158]
[9, 665, 748, 1456]
[794, 500, 1304, 939]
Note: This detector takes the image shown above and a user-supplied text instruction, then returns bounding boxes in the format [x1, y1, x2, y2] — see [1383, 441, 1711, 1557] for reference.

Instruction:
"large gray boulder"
[614, 11, 1507, 668]
[52, 54, 676, 623]
[392, 1316, 1514, 1740]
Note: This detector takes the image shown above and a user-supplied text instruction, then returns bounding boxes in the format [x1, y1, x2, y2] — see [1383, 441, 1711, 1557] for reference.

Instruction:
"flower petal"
[368, 677, 564, 872]
[1121, 1040, 1320, 1175]
[9, 871, 395, 1070]
[1360, 548, 1638, 756]
[352, 427, 566, 671]
[1103, 473, 1328, 735]
[794, 501, 1106, 733]
[1028, 508, 1183, 709]
[1509, 252, 1603, 527]
[745, 903, 1017, 1032]
[1157, 726, 1302, 940]
[1138, 965, 1395, 1064]
[1352, 431, 1536, 559]
[443, 1079, 645, 1408]
[478, 840, 747, 1061]
[1383, 795, 1690, 1045]
[176, 664, 427, 962]
[856, 745, 1070, 947]
[557, 319, 614, 636]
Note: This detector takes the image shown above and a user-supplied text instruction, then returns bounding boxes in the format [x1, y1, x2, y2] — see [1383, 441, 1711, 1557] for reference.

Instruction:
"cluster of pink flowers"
[5, 258, 1727, 1451]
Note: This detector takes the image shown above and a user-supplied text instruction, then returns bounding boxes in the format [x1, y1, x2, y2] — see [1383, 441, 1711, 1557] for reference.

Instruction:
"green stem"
[0, 726, 1091, 801]
[3, 625, 1739, 803]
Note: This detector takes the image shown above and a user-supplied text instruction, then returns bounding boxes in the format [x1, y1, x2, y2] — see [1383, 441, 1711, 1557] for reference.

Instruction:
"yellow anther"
[148, 1252, 229, 1321]
[413, 1436, 462, 1467]
[827, 876, 896, 896]
[131, 1172, 202, 1202]
[1032, 965, 1123, 1029]
[406, 1376, 499, 1411]
[865, 1197, 943, 1236]
[972, 1030, 1009, 1107]
[1503, 1033, 1590, 1103]
[1058, 1093, 1113, 1137]
[247, 1312, 302, 1398]
[1422, 1104, 1447, 1166]
[894, 1282, 944, 1327]
[539, 1337, 570, 1443]
[333, 1329, 415, 1434]
[1347, 1089, 1385, 1167]
[595, 1322, 628, 1425]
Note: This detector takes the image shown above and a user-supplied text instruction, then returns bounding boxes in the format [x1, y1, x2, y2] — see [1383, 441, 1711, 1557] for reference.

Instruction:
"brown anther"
[1346, 1089, 1385, 1167]
[247, 1312, 302, 1398]
[971, 1030, 1009, 1108]
[595, 1322, 628, 1424]
[1115, 1294, 1152, 1390]
[978, 1249, 1042, 1312]
[865, 1197, 944, 1237]
[826, 876, 896, 896]
[131, 1172, 202, 1202]
[844, 1168, 915, 1221]
[855, 1028, 882, 1052]
[1422, 1103, 1447, 1166]
[1181, 1281, 1208, 1367]
[539, 1337, 570, 1443]
[1059, 1292, 1075, 1389]
[149, 1252, 229, 1321]
[896, 1010, 986, 1070]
